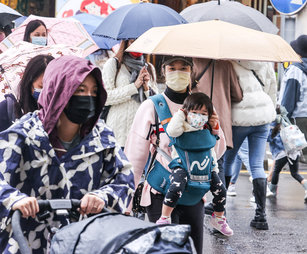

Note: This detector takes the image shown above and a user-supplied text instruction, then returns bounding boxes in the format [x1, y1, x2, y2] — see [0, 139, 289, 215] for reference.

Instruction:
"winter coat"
[0, 56, 134, 254]
[279, 58, 307, 118]
[102, 57, 157, 147]
[192, 58, 243, 148]
[125, 93, 225, 207]
[230, 61, 276, 126]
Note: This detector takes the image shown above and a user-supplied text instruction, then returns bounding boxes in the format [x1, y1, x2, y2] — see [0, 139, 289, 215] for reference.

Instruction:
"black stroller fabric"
[49, 212, 195, 254]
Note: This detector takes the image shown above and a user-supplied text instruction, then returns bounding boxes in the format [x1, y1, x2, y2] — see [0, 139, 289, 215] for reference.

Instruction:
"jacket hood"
[295, 57, 307, 75]
[38, 55, 107, 135]
[235, 60, 263, 71]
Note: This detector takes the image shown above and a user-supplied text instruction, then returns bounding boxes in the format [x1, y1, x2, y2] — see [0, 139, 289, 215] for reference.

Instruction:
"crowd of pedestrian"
[0, 7, 306, 254]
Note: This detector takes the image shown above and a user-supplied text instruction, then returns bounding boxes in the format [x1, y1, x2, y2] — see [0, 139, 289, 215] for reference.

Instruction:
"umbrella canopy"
[70, 13, 119, 50]
[57, 0, 134, 18]
[126, 20, 300, 63]
[0, 15, 99, 57]
[13, 15, 27, 28]
[0, 41, 84, 101]
[180, 0, 278, 34]
[0, 3, 21, 28]
[93, 2, 187, 40]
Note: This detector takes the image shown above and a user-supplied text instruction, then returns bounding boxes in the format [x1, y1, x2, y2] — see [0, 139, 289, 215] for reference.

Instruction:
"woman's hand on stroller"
[80, 193, 105, 215]
[12, 197, 39, 219]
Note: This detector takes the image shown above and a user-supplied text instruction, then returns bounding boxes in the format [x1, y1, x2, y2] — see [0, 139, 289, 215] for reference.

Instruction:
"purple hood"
[38, 55, 107, 135]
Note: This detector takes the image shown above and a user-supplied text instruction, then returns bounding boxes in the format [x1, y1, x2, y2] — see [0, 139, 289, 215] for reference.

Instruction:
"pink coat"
[125, 93, 226, 207]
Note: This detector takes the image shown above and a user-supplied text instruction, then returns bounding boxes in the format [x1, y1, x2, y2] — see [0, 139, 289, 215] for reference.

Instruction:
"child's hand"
[209, 111, 219, 129]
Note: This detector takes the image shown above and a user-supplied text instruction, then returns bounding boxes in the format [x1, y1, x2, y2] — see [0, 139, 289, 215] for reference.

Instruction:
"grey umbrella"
[180, 0, 278, 34]
[0, 3, 21, 28]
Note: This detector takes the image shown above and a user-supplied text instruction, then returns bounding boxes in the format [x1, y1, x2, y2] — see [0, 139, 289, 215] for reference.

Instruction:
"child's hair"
[271, 105, 281, 138]
[182, 92, 213, 118]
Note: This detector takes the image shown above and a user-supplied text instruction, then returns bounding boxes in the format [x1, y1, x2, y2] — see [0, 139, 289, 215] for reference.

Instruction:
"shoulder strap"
[149, 94, 173, 134]
[192, 60, 213, 89]
[251, 70, 265, 87]
[114, 57, 120, 86]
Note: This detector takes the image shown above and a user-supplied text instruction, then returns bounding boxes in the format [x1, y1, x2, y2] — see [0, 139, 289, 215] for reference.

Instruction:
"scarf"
[123, 54, 146, 102]
[164, 87, 189, 104]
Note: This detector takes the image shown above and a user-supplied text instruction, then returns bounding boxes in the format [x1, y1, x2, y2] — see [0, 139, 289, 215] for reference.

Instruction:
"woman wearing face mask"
[125, 56, 226, 254]
[0, 54, 54, 132]
[101, 39, 157, 148]
[0, 55, 134, 254]
[23, 19, 48, 46]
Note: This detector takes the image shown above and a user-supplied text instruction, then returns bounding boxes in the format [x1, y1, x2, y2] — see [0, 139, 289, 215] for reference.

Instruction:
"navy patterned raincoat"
[0, 56, 135, 253]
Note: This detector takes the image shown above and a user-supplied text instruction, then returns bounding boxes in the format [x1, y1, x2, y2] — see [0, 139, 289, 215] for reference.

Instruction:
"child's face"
[189, 105, 208, 116]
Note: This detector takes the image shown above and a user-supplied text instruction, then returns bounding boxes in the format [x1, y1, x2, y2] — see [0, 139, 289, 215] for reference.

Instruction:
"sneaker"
[249, 195, 255, 203]
[210, 214, 233, 236]
[227, 185, 237, 196]
[266, 184, 274, 198]
[156, 216, 171, 225]
[268, 183, 277, 197]
[304, 190, 307, 203]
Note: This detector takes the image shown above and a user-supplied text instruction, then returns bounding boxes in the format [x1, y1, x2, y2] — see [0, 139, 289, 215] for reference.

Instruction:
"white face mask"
[165, 70, 190, 92]
[187, 112, 208, 129]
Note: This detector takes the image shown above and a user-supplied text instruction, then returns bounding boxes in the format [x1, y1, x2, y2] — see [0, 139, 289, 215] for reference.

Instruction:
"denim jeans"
[224, 124, 269, 180]
[230, 138, 251, 184]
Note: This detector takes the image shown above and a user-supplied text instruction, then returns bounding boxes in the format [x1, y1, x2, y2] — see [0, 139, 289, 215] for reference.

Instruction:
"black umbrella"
[0, 3, 21, 28]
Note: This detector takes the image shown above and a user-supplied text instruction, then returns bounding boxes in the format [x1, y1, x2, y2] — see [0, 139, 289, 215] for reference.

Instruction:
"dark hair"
[271, 105, 281, 138]
[183, 92, 214, 119]
[15, 54, 54, 117]
[23, 19, 47, 42]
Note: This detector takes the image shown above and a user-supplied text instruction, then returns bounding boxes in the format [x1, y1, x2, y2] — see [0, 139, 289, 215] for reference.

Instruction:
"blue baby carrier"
[146, 94, 218, 206]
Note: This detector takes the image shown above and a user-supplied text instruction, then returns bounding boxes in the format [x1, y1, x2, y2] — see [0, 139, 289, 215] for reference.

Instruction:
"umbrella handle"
[210, 60, 215, 100]
[139, 86, 144, 102]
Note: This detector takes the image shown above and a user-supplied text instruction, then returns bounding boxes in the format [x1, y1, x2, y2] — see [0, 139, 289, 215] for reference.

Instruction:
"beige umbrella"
[126, 20, 301, 63]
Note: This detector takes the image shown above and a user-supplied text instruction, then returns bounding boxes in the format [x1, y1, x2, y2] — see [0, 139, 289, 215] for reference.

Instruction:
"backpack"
[146, 94, 217, 206]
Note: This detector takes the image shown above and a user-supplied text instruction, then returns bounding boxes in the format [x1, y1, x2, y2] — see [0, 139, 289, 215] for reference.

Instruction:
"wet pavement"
[203, 167, 307, 254]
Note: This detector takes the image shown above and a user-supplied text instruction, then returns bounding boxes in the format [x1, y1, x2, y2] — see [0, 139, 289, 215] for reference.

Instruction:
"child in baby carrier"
[155, 93, 233, 236]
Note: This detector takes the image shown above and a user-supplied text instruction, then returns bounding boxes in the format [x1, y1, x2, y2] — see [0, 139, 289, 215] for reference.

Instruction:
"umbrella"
[180, 0, 278, 34]
[13, 15, 27, 28]
[0, 41, 84, 101]
[57, 0, 134, 18]
[70, 13, 119, 50]
[93, 2, 187, 40]
[126, 20, 300, 63]
[0, 3, 21, 28]
[0, 15, 99, 57]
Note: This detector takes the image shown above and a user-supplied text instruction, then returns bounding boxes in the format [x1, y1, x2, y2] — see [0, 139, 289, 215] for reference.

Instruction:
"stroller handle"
[11, 199, 81, 254]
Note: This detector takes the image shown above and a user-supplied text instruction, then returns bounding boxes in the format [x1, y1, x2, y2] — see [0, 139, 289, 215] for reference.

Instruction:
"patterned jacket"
[0, 112, 134, 254]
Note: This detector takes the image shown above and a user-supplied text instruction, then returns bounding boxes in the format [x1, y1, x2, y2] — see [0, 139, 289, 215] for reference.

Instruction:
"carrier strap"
[149, 94, 173, 139]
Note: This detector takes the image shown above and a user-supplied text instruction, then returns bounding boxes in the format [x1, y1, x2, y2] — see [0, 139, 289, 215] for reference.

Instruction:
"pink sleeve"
[214, 126, 226, 160]
[124, 99, 155, 189]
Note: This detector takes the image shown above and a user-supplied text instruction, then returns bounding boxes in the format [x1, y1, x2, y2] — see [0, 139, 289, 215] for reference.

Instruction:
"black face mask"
[64, 95, 97, 124]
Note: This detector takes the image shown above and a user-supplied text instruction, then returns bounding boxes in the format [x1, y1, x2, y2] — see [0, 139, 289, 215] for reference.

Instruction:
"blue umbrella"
[13, 16, 27, 28]
[93, 2, 187, 40]
[71, 13, 119, 50]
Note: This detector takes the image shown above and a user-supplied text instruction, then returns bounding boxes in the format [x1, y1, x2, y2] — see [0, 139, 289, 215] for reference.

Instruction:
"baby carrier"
[146, 94, 218, 206]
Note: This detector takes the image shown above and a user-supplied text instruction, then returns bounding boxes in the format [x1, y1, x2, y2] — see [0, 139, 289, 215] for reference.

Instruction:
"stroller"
[12, 199, 196, 254]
